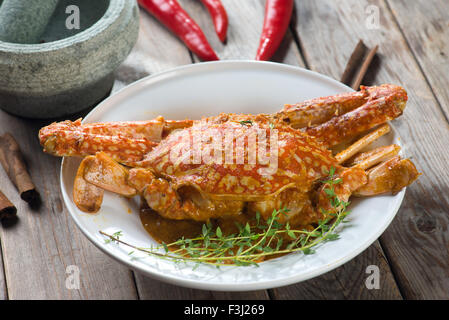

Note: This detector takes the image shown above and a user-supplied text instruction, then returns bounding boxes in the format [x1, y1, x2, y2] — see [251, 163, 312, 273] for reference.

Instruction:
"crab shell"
[136, 114, 339, 201]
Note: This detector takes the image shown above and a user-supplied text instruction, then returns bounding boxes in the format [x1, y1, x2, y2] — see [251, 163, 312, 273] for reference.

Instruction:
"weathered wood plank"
[135, 273, 270, 300]
[0, 113, 138, 299]
[386, 0, 449, 120]
[0, 226, 8, 299]
[112, 7, 192, 93]
[272, 241, 402, 299]
[290, 0, 449, 299]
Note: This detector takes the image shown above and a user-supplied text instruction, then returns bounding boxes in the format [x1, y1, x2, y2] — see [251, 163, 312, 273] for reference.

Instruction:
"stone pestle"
[0, 0, 59, 44]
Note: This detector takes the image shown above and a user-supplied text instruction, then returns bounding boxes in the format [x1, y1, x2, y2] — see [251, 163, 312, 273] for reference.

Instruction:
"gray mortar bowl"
[0, 0, 139, 118]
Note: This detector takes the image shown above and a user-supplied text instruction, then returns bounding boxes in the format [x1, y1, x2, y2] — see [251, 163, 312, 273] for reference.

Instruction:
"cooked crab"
[39, 84, 420, 227]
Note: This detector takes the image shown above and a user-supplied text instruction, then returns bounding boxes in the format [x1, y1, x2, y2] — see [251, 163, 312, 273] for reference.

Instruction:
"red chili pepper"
[256, 0, 294, 61]
[200, 0, 228, 43]
[138, 0, 219, 61]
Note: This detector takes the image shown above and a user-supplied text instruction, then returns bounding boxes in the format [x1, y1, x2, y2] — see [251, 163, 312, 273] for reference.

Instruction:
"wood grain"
[0, 113, 138, 299]
[0, 226, 8, 299]
[271, 242, 402, 300]
[112, 7, 192, 93]
[386, 0, 449, 120]
[135, 273, 269, 300]
[290, 0, 449, 299]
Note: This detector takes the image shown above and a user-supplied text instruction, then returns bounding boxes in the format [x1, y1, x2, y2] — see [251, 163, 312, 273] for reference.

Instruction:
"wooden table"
[0, 0, 448, 300]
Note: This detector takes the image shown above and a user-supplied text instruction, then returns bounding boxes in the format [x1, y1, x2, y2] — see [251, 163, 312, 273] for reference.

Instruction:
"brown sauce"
[140, 207, 204, 244]
[139, 205, 307, 263]
[140, 206, 252, 245]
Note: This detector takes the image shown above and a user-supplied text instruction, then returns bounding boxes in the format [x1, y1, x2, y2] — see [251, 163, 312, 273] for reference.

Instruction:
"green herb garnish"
[104, 230, 123, 244]
[239, 120, 253, 126]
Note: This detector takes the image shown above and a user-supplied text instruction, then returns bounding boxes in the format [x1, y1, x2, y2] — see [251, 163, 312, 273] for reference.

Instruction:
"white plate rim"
[60, 60, 405, 291]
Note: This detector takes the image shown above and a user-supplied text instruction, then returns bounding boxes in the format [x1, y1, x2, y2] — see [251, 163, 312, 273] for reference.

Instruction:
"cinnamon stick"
[341, 40, 378, 90]
[341, 40, 367, 86]
[0, 133, 39, 204]
[352, 45, 378, 90]
[0, 190, 16, 220]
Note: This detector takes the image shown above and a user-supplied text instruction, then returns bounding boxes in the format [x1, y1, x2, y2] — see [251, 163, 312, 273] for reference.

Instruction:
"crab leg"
[74, 152, 191, 216]
[82, 152, 137, 196]
[40, 117, 164, 141]
[316, 166, 368, 216]
[305, 88, 406, 147]
[335, 124, 390, 163]
[335, 140, 418, 196]
[76, 152, 243, 221]
[73, 152, 140, 212]
[39, 117, 193, 165]
[141, 178, 204, 221]
[317, 132, 416, 215]
[348, 144, 401, 169]
[73, 158, 104, 213]
[275, 84, 407, 128]
[316, 154, 419, 218]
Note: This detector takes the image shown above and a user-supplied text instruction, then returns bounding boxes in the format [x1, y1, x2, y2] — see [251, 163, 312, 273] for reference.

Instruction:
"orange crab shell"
[137, 114, 339, 201]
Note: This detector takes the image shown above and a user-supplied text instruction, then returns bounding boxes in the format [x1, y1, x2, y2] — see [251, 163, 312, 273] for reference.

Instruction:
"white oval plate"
[61, 61, 405, 291]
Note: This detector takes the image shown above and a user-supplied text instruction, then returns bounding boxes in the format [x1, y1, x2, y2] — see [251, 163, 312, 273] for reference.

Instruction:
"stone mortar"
[0, 0, 139, 118]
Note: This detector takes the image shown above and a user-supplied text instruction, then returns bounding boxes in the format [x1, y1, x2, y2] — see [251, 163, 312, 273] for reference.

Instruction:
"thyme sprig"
[100, 167, 350, 268]
[104, 230, 123, 244]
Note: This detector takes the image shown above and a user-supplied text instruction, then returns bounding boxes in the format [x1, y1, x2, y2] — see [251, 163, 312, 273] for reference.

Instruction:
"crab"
[39, 84, 420, 227]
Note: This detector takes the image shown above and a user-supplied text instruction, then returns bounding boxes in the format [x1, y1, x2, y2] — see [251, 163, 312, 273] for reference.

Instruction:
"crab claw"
[73, 157, 104, 213]
[354, 156, 420, 196]
[82, 152, 137, 197]
[305, 85, 407, 147]
[73, 152, 141, 213]
[39, 118, 163, 164]
[39, 117, 193, 165]
[276, 84, 407, 129]
[75, 152, 244, 221]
